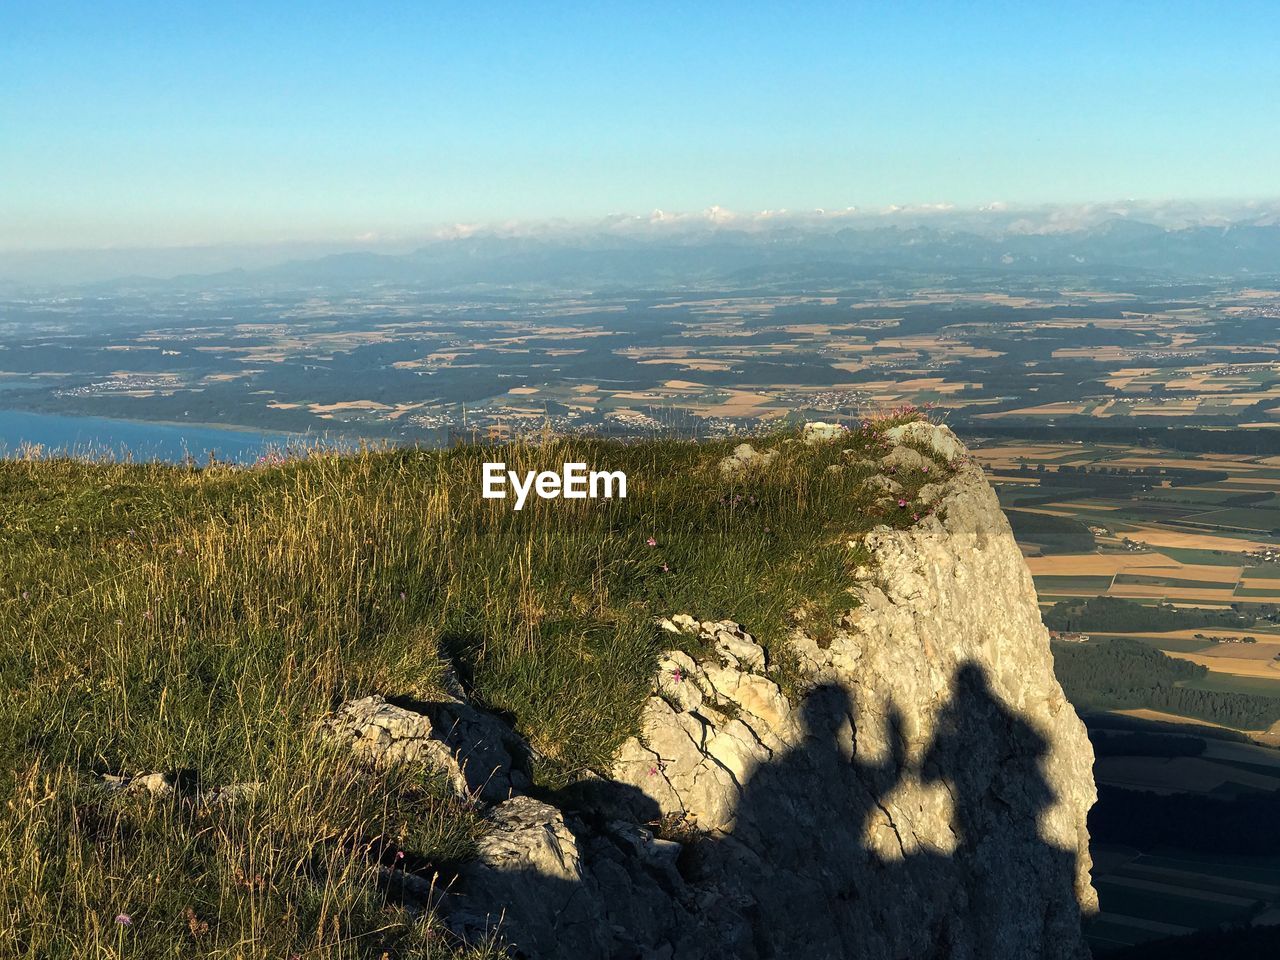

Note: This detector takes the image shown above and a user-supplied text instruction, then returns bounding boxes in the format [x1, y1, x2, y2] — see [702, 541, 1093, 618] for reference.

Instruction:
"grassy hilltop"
[0, 419, 946, 958]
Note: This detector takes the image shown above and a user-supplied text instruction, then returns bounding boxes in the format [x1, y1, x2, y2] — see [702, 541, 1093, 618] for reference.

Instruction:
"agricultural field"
[1083, 726, 1280, 953]
[4, 283, 1280, 447]
[971, 438, 1280, 732]
[1087, 844, 1280, 954]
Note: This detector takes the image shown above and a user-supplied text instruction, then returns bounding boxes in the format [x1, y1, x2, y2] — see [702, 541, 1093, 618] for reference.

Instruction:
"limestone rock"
[881, 445, 936, 473]
[452, 796, 609, 956]
[101, 771, 177, 797]
[671, 612, 699, 633]
[705, 621, 766, 671]
[801, 421, 847, 444]
[98, 771, 260, 806]
[862, 473, 905, 497]
[656, 651, 703, 712]
[885, 419, 966, 461]
[327, 693, 528, 802]
[718, 443, 779, 478]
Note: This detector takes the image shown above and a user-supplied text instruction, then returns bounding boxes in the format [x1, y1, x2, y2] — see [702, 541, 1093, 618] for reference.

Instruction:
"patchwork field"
[1088, 845, 1280, 954]
[1086, 731, 1280, 953]
[976, 438, 1280, 732]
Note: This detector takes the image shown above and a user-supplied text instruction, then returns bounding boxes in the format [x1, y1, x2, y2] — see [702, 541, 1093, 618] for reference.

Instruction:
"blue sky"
[2, 0, 1278, 250]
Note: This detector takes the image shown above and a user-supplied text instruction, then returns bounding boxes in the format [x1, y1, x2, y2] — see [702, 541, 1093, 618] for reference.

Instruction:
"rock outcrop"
[337, 423, 1097, 959]
[326, 692, 530, 802]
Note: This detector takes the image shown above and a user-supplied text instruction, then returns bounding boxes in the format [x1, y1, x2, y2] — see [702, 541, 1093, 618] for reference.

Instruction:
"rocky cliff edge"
[330, 422, 1097, 959]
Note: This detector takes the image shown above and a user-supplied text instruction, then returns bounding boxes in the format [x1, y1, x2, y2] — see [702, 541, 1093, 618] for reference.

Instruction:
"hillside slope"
[0, 419, 1095, 958]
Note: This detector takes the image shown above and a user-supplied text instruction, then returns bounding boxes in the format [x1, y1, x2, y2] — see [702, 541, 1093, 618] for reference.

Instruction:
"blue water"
[0, 410, 312, 464]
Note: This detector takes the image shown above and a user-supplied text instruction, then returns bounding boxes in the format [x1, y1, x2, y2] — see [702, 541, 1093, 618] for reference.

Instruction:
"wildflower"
[115, 914, 132, 926]
[646, 537, 657, 547]
[922, 465, 930, 473]
[22, 591, 29, 600]
[184, 906, 208, 937]
[897, 499, 907, 507]
[395, 850, 405, 861]
[399, 591, 407, 601]
[913, 513, 920, 521]
[661, 563, 669, 573]
[672, 668, 683, 683]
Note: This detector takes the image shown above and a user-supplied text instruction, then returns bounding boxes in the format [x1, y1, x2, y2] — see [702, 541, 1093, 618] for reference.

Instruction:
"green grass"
[1180, 674, 1280, 697]
[1113, 574, 1242, 590]
[0, 421, 942, 958]
[1189, 510, 1280, 533]
[1120, 635, 1215, 653]
[1155, 547, 1252, 566]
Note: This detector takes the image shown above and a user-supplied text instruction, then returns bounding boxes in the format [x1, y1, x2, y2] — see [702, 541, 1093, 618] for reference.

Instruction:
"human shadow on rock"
[454, 664, 1088, 960]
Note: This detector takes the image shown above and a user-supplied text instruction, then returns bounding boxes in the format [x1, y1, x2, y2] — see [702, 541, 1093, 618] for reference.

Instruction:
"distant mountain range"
[141, 218, 1280, 293]
[10, 211, 1280, 294]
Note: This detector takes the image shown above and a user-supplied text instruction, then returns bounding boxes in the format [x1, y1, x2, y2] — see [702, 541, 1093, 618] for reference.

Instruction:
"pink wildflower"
[646, 537, 657, 547]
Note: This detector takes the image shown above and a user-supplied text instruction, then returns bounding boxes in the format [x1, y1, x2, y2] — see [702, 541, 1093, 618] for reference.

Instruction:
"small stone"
[719, 443, 780, 478]
[132, 772, 176, 796]
[801, 421, 846, 445]
[916, 483, 945, 505]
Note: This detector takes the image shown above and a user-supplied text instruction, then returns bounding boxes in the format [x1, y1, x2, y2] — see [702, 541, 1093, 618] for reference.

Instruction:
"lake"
[0, 410, 314, 464]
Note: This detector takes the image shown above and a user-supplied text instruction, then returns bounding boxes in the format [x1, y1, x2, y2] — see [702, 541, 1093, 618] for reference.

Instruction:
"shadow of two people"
[469, 663, 1087, 960]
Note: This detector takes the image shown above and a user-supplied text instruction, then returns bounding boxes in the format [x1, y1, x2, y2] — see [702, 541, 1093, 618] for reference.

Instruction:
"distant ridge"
[11, 209, 1280, 294]
[108, 219, 1280, 292]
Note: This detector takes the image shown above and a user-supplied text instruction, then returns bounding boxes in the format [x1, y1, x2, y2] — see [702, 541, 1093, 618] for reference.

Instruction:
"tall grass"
[0, 423, 943, 957]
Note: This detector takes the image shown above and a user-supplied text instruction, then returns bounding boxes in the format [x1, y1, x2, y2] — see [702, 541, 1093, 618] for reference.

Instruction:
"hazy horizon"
[4, 0, 1279, 259]
[5, 195, 1280, 287]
